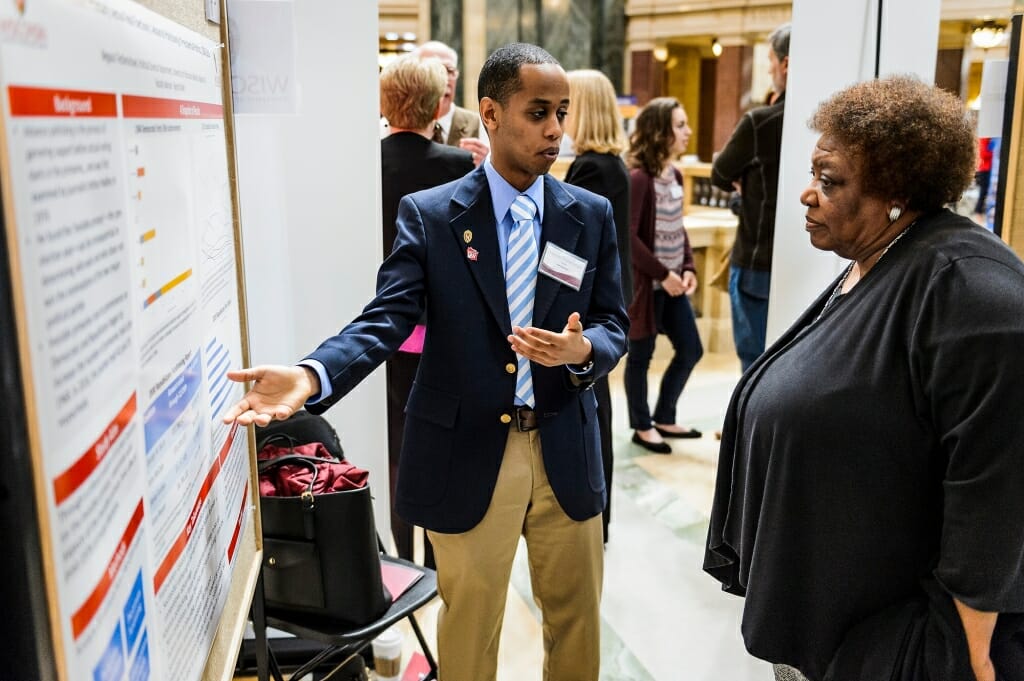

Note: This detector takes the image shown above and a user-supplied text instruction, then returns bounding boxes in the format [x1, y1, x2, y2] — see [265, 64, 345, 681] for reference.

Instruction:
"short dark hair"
[478, 43, 560, 105]
[809, 75, 975, 211]
[769, 23, 791, 60]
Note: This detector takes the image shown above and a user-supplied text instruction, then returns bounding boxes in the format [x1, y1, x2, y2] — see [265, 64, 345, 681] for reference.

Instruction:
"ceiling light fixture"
[653, 45, 669, 62]
[711, 37, 723, 58]
[971, 20, 1006, 49]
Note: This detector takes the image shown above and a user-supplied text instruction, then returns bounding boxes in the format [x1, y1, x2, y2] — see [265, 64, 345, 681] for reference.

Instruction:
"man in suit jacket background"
[379, 54, 474, 570]
[413, 40, 490, 167]
[224, 42, 627, 681]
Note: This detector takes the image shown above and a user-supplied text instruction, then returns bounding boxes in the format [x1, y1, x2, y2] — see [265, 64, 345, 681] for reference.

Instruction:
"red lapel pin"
[467, 246, 479, 262]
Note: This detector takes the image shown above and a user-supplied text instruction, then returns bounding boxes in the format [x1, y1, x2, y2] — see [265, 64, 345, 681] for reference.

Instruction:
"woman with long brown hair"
[624, 97, 703, 454]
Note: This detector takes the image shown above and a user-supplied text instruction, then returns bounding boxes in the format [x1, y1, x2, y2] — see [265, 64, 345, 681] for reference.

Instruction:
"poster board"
[0, 1, 260, 680]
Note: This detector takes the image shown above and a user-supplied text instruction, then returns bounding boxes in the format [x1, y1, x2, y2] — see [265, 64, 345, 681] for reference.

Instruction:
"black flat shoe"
[654, 425, 703, 439]
[631, 432, 672, 454]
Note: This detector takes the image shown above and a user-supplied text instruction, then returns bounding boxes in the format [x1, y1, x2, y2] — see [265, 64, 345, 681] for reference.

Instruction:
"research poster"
[0, 1, 251, 679]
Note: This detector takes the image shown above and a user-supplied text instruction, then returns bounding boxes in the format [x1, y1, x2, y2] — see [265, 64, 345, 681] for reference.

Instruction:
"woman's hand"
[953, 598, 998, 681]
[969, 656, 996, 681]
[662, 271, 686, 296]
[681, 270, 698, 295]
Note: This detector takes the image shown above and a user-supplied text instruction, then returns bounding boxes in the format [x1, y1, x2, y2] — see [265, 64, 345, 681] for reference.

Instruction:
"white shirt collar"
[436, 105, 456, 140]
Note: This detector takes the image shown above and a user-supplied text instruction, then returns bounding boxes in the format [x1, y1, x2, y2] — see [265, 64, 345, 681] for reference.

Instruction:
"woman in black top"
[562, 69, 630, 542]
[704, 76, 1024, 681]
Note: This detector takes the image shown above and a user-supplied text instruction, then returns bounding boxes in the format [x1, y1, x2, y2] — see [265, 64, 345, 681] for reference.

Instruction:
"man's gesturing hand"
[508, 311, 593, 368]
[221, 365, 320, 427]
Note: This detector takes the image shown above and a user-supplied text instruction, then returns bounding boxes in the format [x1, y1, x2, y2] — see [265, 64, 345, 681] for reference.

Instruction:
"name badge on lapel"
[538, 242, 587, 291]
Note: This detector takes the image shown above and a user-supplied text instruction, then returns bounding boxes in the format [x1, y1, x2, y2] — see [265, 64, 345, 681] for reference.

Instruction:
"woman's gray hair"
[769, 23, 791, 60]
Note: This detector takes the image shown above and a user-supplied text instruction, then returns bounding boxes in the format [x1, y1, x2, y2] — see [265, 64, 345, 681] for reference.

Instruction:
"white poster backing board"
[767, 0, 941, 343]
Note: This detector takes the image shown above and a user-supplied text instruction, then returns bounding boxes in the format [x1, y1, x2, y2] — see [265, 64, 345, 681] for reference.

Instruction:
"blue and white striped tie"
[507, 195, 539, 408]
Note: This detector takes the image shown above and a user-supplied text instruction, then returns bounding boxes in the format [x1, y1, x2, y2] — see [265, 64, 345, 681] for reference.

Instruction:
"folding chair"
[249, 554, 438, 681]
[246, 411, 439, 681]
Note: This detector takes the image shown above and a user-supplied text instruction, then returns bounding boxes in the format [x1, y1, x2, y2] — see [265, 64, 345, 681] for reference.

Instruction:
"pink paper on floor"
[401, 652, 430, 681]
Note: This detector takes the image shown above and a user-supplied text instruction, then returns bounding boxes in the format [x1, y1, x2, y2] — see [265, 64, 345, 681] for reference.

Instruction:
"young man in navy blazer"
[225, 43, 627, 681]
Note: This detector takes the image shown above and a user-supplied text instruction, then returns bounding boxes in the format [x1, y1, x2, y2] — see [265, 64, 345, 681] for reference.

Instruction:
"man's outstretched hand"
[508, 311, 593, 368]
[222, 365, 320, 427]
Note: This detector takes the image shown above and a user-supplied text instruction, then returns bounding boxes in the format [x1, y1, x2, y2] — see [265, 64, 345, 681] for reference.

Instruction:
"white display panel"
[0, 1, 250, 679]
[766, 0, 941, 343]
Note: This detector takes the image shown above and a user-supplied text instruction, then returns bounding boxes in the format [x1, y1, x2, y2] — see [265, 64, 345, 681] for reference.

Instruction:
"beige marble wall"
[463, 0, 487, 105]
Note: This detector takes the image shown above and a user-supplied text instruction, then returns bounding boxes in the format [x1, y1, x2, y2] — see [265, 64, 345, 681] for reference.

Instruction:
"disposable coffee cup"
[372, 627, 403, 681]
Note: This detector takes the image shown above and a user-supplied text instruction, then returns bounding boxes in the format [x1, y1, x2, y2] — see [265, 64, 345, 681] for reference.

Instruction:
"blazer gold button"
[505, 363, 516, 374]
[500, 413, 512, 424]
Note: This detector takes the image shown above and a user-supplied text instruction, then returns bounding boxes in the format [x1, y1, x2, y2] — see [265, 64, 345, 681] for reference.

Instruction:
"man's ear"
[781, 55, 789, 77]
[480, 97, 500, 132]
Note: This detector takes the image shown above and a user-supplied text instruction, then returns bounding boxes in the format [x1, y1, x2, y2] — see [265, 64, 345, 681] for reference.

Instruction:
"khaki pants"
[427, 428, 604, 681]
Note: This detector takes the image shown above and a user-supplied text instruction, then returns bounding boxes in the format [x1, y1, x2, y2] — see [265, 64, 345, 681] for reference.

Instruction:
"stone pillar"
[629, 49, 663, 105]
[697, 58, 717, 161]
[462, 0, 486, 106]
[543, 0, 589, 70]
[594, 0, 626, 92]
[713, 45, 753, 155]
[934, 48, 963, 96]
[462, 0, 624, 98]
[431, 0, 464, 102]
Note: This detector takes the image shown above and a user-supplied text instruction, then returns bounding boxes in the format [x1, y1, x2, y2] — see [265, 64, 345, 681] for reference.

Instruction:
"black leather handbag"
[257, 416, 390, 626]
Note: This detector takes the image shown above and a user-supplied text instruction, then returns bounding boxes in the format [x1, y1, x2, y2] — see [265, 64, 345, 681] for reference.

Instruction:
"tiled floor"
[241, 345, 775, 680]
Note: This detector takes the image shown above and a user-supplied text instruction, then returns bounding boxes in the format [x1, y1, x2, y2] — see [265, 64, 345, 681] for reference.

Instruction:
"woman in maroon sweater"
[624, 97, 703, 454]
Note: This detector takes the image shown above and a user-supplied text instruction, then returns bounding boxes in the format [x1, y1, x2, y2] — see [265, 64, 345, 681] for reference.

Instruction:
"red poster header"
[122, 94, 223, 119]
[53, 393, 136, 505]
[8, 86, 116, 117]
[153, 422, 238, 593]
[71, 500, 145, 639]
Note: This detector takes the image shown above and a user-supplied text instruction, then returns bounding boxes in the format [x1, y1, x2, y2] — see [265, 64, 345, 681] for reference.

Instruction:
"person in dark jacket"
[624, 97, 703, 455]
[710, 22, 790, 370]
[379, 54, 475, 568]
[562, 68, 631, 541]
[705, 76, 1024, 681]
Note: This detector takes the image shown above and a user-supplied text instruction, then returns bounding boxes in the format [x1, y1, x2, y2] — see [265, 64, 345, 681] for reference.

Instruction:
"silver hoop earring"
[888, 206, 902, 222]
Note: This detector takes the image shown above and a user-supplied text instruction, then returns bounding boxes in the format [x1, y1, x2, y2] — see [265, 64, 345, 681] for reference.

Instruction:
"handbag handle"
[259, 453, 336, 540]
[260, 451, 339, 505]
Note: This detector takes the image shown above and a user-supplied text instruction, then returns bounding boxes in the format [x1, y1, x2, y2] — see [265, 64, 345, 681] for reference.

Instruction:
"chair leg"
[287, 645, 352, 680]
[407, 613, 438, 679]
[253, 572, 284, 681]
[267, 646, 286, 681]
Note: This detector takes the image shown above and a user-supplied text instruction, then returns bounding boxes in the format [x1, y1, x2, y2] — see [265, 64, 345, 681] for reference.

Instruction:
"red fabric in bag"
[258, 442, 369, 497]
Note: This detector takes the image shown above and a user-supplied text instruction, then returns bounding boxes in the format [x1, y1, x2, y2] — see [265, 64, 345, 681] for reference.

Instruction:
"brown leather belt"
[514, 406, 537, 432]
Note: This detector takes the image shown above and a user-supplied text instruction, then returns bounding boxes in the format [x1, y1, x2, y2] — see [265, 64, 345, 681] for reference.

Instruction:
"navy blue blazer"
[305, 165, 628, 532]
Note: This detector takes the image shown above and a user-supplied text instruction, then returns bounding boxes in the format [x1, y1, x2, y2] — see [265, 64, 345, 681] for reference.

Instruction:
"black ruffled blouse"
[704, 210, 1024, 681]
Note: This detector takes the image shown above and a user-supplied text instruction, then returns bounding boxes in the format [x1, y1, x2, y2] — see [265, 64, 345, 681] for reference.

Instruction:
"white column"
[767, 0, 941, 343]
[230, 1, 391, 538]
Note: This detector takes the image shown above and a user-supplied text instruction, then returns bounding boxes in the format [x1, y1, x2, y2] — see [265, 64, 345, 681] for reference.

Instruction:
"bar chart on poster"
[0, 1, 257, 680]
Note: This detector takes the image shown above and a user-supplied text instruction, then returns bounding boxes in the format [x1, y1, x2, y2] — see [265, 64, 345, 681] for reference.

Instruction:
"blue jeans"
[624, 290, 704, 430]
[729, 266, 770, 371]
